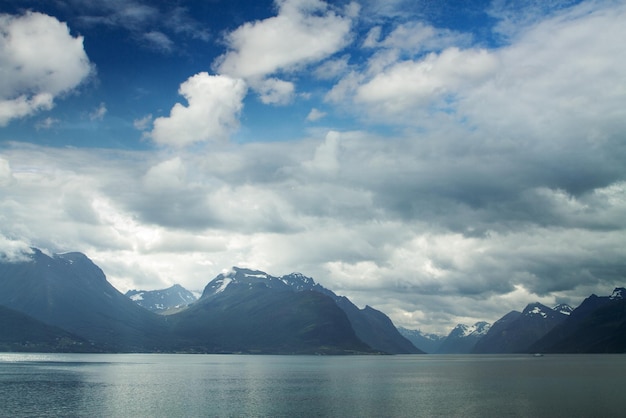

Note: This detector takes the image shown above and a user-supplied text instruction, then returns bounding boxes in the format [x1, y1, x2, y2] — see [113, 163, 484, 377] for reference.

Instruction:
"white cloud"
[306, 108, 326, 121]
[142, 31, 174, 52]
[133, 114, 153, 131]
[302, 130, 340, 174]
[89, 102, 107, 121]
[329, 0, 626, 138]
[214, 0, 356, 104]
[150, 73, 247, 147]
[216, 0, 355, 79]
[255, 78, 295, 105]
[0, 157, 13, 186]
[354, 47, 499, 117]
[0, 12, 92, 126]
[35, 117, 61, 130]
[313, 56, 351, 80]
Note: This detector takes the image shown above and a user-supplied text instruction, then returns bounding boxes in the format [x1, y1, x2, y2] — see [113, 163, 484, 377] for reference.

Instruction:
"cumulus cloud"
[150, 73, 247, 147]
[215, 0, 356, 103]
[216, 0, 355, 78]
[0, 12, 92, 126]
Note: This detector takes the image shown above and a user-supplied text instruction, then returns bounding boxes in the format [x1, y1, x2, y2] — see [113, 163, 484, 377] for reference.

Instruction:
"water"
[0, 353, 624, 417]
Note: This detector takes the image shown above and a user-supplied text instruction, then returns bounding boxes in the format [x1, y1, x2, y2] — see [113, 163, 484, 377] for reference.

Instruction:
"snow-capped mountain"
[197, 267, 421, 354]
[531, 287, 626, 353]
[126, 284, 197, 313]
[202, 267, 320, 297]
[436, 321, 491, 354]
[609, 287, 624, 300]
[473, 302, 570, 353]
[553, 303, 573, 316]
[397, 327, 446, 353]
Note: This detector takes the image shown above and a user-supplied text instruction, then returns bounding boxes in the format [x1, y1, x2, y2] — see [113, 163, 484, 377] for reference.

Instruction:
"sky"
[1, 0, 625, 334]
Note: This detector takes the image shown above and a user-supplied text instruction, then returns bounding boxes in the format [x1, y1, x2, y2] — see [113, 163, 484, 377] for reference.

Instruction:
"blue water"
[0, 353, 624, 417]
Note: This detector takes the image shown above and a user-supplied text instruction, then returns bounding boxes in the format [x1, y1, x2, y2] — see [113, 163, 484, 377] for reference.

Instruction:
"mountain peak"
[522, 302, 552, 318]
[553, 303, 573, 315]
[610, 287, 625, 300]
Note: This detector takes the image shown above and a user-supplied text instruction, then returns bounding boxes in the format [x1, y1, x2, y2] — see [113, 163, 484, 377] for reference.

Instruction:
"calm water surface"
[0, 353, 624, 417]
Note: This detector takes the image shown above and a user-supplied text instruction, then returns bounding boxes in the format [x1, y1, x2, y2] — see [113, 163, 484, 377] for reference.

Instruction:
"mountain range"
[398, 289, 624, 354]
[0, 249, 419, 354]
[2, 248, 625, 354]
[125, 285, 199, 313]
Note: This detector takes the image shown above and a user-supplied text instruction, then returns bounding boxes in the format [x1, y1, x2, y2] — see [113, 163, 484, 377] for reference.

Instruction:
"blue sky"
[1, 0, 626, 333]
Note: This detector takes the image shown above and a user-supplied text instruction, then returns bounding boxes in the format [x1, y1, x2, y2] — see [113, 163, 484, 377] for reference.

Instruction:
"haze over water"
[1, 353, 624, 417]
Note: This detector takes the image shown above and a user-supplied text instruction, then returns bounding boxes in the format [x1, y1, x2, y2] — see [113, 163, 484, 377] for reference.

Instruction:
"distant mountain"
[192, 268, 420, 354]
[126, 284, 197, 313]
[0, 305, 99, 352]
[473, 303, 570, 353]
[166, 267, 421, 354]
[166, 267, 374, 354]
[530, 288, 626, 353]
[436, 321, 491, 354]
[397, 327, 446, 353]
[0, 249, 168, 351]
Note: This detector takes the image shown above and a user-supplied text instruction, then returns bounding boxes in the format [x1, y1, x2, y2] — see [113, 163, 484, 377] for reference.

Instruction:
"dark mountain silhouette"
[0, 305, 99, 352]
[137, 268, 421, 354]
[530, 288, 626, 353]
[472, 303, 570, 353]
[0, 252, 416, 354]
[436, 321, 491, 354]
[166, 268, 374, 354]
[3, 248, 624, 354]
[0, 249, 168, 351]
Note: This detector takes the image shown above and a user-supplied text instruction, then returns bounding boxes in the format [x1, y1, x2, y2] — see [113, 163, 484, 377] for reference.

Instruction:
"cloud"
[35, 117, 61, 130]
[133, 114, 152, 131]
[306, 108, 326, 121]
[353, 47, 499, 117]
[214, 0, 356, 103]
[2, 0, 626, 334]
[256, 78, 295, 105]
[216, 0, 355, 79]
[142, 31, 174, 52]
[150, 73, 247, 147]
[329, 0, 626, 139]
[302, 130, 340, 174]
[89, 102, 107, 121]
[0, 12, 92, 126]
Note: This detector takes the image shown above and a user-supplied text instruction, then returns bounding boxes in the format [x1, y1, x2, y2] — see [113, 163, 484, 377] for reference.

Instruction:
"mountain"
[0, 249, 168, 352]
[436, 321, 491, 354]
[397, 327, 446, 353]
[188, 267, 420, 354]
[267, 270, 421, 354]
[166, 267, 375, 354]
[530, 288, 626, 353]
[472, 303, 570, 353]
[0, 305, 99, 352]
[126, 284, 198, 313]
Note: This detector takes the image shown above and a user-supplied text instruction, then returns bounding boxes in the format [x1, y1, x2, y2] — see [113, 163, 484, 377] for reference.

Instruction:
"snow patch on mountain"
[610, 288, 625, 300]
[529, 306, 547, 318]
[215, 278, 232, 294]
